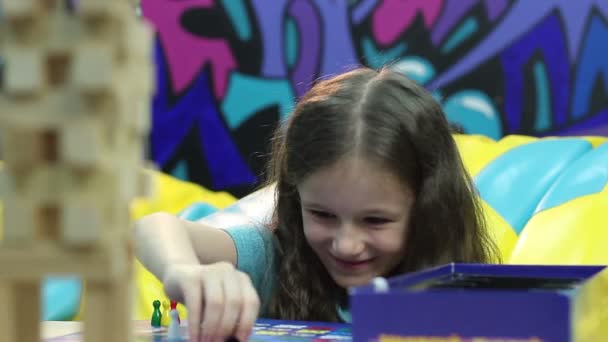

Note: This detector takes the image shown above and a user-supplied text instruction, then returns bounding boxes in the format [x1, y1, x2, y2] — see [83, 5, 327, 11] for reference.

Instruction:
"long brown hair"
[263, 67, 499, 322]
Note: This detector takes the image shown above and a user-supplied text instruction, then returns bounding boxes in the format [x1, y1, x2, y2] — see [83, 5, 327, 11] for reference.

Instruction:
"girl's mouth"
[332, 256, 374, 270]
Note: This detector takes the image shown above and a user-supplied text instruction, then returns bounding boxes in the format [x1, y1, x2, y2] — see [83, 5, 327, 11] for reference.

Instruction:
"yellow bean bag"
[510, 142, 608, 265]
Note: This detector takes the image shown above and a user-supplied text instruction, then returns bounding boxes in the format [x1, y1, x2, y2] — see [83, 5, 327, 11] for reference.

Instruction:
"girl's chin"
[331, 274, 377, 289]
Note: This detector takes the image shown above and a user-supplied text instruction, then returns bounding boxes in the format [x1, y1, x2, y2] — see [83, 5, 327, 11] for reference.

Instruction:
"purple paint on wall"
[151, 41, 255, 188]
[251, 0, 290, 78]
[313, 0, 360, 75]
[501, 14, 570, 131]
[151, 41, 194, 166]
[429, 1, 557, 90]
[432, 0, 478, 45]
[431, 0, 509, 45]
[551, 108, 608, 136]
[289, 0, 322, 97]
[428, 1, 608, 91]
[195, 72, 257, 189]
[351, 0, 378, 25]
[484, 0, 510, 20]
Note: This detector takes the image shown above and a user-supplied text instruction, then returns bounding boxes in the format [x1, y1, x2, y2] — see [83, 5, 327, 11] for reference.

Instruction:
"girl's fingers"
[181, 279, 203, 342]
[215, 271, 243, 339]
[200, 274, 224, 340]
[165, 263, 259, 342]
[235, 273, 260, 342]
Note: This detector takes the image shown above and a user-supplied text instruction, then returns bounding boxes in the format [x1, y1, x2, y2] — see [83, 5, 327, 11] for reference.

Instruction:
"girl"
[134, 67, 499, 342]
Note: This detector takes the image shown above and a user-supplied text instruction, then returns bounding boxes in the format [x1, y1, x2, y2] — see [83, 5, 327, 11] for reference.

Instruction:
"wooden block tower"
[0, 1, 154, 341]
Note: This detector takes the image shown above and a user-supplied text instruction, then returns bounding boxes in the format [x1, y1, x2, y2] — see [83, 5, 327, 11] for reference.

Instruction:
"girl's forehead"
[298, 157, 414, 207]
[304, 157, 406, 186]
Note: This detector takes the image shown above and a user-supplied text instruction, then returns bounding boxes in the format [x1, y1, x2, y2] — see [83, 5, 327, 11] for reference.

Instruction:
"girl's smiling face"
[298, 157, 415, 288]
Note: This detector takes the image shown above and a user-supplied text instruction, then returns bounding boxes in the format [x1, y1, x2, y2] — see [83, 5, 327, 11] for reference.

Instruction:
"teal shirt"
[221, 225, 351, 323]
[221, 225, 278, 315]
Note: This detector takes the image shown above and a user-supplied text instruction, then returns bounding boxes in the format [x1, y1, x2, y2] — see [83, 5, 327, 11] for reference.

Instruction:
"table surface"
[42, 319, 352, 341]
[42, 321, 82, 339]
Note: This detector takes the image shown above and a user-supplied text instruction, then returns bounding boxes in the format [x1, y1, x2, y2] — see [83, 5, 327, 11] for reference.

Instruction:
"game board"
[44, 320, 352, 341]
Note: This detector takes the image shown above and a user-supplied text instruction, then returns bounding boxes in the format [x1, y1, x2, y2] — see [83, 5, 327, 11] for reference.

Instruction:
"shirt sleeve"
[221, 225, 277, 311]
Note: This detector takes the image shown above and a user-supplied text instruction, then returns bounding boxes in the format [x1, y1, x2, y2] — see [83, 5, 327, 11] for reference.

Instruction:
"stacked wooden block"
[0, 1, 154, 341]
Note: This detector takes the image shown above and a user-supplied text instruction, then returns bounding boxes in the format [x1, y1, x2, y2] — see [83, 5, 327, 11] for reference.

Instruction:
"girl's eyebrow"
[301, 200, 402, 217]
[300, 200, 327, 208]
[360, 208, 403, 218]
[361, 208, 394, 215]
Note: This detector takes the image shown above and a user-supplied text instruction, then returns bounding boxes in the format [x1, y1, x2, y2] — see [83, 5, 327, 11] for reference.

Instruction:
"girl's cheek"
[304, 222, 333, 242]
[372, 229, 407, 252]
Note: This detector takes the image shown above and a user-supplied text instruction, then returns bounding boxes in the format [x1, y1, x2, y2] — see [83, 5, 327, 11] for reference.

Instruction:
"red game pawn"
[170, 300, 181, 323]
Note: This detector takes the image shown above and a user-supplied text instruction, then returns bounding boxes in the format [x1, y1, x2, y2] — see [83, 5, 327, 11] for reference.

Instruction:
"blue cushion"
[475, 139, 591, 234]
[536, 142, 608, 212]
[178, 201, 219, 221]
[42, 276, 82, 321]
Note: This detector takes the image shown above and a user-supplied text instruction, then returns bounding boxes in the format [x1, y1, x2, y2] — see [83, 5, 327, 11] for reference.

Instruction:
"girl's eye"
[309, 210, 335, 219]
[364, 217, 391, 225]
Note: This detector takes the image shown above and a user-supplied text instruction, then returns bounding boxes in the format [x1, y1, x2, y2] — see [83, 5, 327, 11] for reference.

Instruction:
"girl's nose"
[331, 224, 364, 257]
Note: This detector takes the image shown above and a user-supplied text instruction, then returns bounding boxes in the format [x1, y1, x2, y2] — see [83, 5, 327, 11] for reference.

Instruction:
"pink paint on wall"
[372, 0, 443, 46]
[141, 0, 236, 97]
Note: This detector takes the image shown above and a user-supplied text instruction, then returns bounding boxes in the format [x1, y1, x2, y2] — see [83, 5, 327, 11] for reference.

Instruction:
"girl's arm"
[134, 212, 258, 342]
[134, 212, 237, 281]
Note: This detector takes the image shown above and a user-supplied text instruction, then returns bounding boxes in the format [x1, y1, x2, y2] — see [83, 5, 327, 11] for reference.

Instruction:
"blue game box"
[350, 264, 608, 342]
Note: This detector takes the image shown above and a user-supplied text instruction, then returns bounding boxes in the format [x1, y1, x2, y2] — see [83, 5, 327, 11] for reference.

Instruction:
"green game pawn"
[151, 300, 162, 327]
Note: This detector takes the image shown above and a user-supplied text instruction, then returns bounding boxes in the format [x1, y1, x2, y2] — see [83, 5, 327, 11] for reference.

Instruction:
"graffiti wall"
[140, 0, 608, 196]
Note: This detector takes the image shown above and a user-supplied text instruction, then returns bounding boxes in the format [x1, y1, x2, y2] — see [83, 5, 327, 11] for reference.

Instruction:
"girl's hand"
[162, 262, 260, 342]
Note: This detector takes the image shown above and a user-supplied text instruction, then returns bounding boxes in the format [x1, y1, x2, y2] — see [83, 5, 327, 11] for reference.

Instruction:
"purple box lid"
[350, 263, 607, 342]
